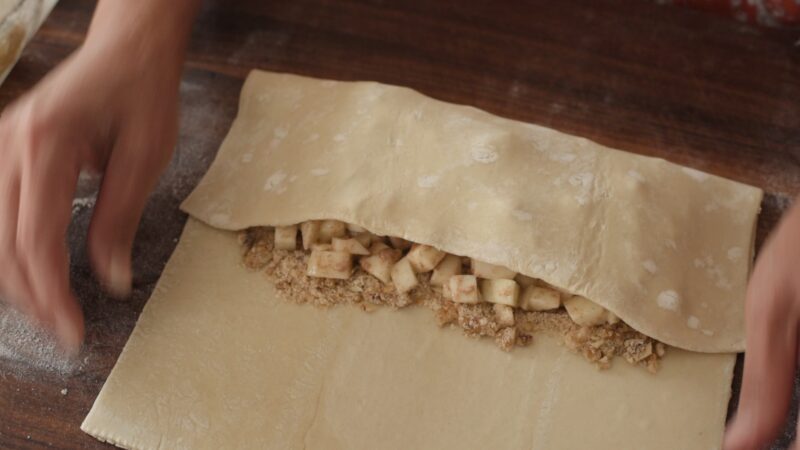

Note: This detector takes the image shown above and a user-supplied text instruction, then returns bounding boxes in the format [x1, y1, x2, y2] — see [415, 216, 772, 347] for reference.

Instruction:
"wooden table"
[0, 0, 798, 448]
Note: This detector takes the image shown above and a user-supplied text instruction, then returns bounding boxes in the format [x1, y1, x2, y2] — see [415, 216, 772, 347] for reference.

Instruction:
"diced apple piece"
[311, 243, 333, 251]
[520, 285, 561, 311]
[442, 281, 452, 299]
[389, 236, 412, 250]
[300, 221, 321, 250]
[332, 237, 370, 255]
[479, 279, 520, 307]
[514, 274, 537, 288]
[493, 304, 515, 327]
[318, 220, 347, 243]
[449, 275, 481, 304]
[274, 225, 298, 250]
[471, 259, 517, 279]
[430, 254, 462, 286]
[360, 248, 401, 283]
[369, 241, 391, 253]
[407, 244, 446, 273]
[391, 257, 418, 293]
[307, 250, 352, 279]
[563, 295, 607, 326]
[346, 223, 366, 234]
[352, 232, 373, 248]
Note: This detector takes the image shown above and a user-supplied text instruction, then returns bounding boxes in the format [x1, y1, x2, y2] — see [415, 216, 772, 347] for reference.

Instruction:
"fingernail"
[54, 313, 82, 356]
[108, 251, 131, 298]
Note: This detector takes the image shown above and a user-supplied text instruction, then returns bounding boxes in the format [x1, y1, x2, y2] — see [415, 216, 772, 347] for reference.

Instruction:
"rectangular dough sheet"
[81, 219, 735, 450]
[182, 71, 762, 353]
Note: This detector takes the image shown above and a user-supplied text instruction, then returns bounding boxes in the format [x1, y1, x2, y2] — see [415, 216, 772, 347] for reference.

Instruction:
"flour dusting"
[263, 171, 288, 192]
[71, 196, 96, 215]
[511, 209, 533, 222]
[568, 172, 594, 188]
[727, 247, 743, 261]
[627, 170, 645, 182]
[470, 145, 499, 164]
[550, 152, 576, 163]
[656, 290, 680, 311]
[0, 306, 79, 376]
[417, 175, 440, 189]
[681, 167, 709, 182]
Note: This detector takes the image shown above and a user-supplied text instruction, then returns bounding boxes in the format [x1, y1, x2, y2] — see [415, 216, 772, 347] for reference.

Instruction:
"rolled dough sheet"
[81, 219, 735, 450]
[182, 71, 762, 353]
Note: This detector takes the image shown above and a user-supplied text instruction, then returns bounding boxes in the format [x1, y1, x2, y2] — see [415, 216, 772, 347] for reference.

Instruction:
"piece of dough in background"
[81, 219, 735, 450]
[0, 0, 59, 86]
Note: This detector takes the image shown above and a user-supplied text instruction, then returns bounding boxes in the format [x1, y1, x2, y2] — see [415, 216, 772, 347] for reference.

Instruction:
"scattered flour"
[687, 315, 701, 329]
[568, 172, 594, 188]
[310, 168, 330, 176]
[417, 175, 440, 189]
[627, 170, 645, 182]
[642, 259, 658, 274]
[0, 306, 79, 376]
[727, 247, 743, 261]
[511, 209, 533, 222]
[681, 167, 709, 182]
[656, 290, 680, 311]
[71, 196, 96, 215]
[273, 126, 288, 139]
[263, 171, 288, 192]
[209, 213, 231, 227]
[550, 152, 576, 163]
[470, 145, 499, 164]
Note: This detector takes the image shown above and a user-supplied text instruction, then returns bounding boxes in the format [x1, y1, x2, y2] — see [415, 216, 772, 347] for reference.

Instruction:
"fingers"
[0, 168, 37, 317]
[88, 127, 173, 297]
[724, 248, 797, 450]
[15, 126, 84, 353]
[0, 147, 39, 319]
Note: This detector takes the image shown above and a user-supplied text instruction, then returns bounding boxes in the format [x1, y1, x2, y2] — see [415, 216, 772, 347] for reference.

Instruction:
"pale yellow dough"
[82, 71, 758, 449]
[81, 219, 735, 450]
[182, 71, 762, 353]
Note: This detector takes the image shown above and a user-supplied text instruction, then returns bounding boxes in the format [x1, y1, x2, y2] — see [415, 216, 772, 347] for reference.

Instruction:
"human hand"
[0, 0, 198, 353]
[724, 196, 800, 449]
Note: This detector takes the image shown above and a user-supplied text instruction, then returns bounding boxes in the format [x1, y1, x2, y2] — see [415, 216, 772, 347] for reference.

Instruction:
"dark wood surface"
[0, 0, 798, 448]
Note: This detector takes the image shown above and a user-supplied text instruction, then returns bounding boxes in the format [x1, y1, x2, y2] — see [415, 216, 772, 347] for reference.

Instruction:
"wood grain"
[0, 0, 798, 448]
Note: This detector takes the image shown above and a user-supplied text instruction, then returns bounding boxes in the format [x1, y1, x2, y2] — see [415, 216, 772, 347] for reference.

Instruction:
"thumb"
[88, 132, 171, 297]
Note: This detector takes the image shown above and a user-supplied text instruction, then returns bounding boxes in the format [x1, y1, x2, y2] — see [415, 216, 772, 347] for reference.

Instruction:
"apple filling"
[239, 221, 664, 372]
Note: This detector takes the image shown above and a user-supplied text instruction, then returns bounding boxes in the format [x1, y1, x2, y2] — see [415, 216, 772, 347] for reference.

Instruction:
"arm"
[725, 196, 800, 449]
[0, 0, 200, 352]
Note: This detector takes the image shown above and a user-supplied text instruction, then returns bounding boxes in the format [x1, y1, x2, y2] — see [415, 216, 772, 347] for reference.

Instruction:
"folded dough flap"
[182, 70, 762, 354]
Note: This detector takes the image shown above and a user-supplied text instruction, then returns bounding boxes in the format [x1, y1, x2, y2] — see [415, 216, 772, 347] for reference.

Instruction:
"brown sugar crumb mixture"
[239, 221, 665, 372]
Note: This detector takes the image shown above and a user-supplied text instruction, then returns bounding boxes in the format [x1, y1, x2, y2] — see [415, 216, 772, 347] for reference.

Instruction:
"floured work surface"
[82, 219, 735, 450]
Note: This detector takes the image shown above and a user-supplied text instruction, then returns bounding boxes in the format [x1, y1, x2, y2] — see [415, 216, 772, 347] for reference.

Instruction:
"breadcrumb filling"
[240, 227, 664, 372]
